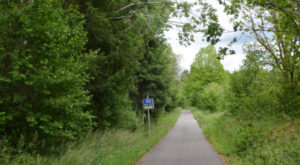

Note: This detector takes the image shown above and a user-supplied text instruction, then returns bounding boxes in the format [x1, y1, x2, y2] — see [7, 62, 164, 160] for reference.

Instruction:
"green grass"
[7, 108, 181, 165]
[190, 107, 300, 165]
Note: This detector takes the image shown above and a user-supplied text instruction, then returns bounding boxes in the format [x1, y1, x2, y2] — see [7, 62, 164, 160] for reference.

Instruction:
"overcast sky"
[164, 0, 250, 72]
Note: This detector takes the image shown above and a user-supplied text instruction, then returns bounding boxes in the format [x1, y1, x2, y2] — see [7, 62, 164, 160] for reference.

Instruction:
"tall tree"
[132, 40, 179, 120]
[219, 0, 300, 84]
[65, 0, 179, 128]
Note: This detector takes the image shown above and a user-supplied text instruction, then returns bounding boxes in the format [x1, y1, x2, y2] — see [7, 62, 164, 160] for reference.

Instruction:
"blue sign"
[143, 98, 154, 109]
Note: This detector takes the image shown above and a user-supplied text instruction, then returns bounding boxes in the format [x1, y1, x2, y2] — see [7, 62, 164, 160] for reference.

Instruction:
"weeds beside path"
[7, 108, 181, 165]
[191, 107, 300, 165]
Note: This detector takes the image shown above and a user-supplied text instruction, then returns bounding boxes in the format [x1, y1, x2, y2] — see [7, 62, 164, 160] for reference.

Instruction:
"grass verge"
[190, 107, 300, 165]
[7, 108, 181, 165]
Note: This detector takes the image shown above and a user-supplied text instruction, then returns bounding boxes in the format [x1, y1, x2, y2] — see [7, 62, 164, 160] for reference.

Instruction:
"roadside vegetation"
[4, 108, 180, 165]
[192, 109, 300, 165]
[1, 0, 183, 164]
[178, 1, 300, 164]
[1, 0, 299, 165]
[181, 44, 300, 165]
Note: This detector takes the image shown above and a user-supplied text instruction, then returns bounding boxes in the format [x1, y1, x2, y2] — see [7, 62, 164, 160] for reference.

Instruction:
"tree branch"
[111, 10, 139, 20]
[266, 0, 300, 29]
[248, 9, 283, 71]
[116, 2, 165, 13]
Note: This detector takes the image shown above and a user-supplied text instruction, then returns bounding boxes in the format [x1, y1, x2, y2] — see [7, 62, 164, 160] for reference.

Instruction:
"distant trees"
[183, 45, 225, 110]
[183, 39, 299, 116]
[183, 42, 298, 117]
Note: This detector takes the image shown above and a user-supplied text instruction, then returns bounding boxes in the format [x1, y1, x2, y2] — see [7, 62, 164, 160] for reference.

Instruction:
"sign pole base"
[147, 109, 151, 136]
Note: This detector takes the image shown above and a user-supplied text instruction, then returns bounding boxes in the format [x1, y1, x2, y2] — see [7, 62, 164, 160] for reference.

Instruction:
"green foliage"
[186, 22, 299, 164]
[183, 45, 225, 110]
[187, 40, 300, 165]
[82, 1, 144, 129]
[133, 41, 180, 119]
[224, 44, 282, 118]
[175, 70, 189, 108]
[1, 0, 298, 164]
[0, 0, 94, 153]
[192, 108, 300, 165]
[0, 0, 181, 162]
[233, 123, 267, 156]
[197, 82, 224, 112]
[278, 83, 300, 116]
[3, 108, 181, 165]
[70, 0, 180, 129]
[220, 0, 300, 87]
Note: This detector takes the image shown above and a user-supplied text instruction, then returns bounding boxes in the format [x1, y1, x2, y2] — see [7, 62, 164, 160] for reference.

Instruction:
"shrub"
[197, 82, 225, 112]
[233, 123, 266, 156]
[0, 0, 94, 154]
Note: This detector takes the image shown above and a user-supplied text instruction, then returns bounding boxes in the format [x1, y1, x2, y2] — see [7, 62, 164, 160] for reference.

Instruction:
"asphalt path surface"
[136, 110, 223, 165]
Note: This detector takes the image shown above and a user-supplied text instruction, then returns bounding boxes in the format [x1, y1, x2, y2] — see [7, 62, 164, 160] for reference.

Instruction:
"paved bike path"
[136, 110, 223, 165]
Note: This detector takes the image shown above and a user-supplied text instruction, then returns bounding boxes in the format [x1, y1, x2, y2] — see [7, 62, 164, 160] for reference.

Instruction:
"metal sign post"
[142, 95, 154, 136]
[147, 110, 150, 136]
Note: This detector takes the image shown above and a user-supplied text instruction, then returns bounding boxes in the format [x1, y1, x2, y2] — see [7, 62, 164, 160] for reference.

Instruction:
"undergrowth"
[3, 108, 181, 165]
[191, 107, 300, 165]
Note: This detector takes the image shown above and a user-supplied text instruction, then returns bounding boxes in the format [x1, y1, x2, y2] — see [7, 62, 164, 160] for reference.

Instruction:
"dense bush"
[278, 83, 300, 116]
[0, 0, 94, 153]
[233, 123, 267, 156]
[223, 44, 283, 118]
[197, 82, 224, 112]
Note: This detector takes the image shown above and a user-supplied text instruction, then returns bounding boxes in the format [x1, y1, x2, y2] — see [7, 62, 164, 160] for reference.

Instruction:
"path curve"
[135, 110, 223, 165]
